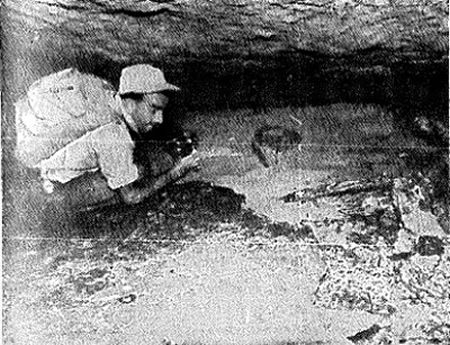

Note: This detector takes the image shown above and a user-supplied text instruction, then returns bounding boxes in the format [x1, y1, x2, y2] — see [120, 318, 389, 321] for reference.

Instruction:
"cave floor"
[3, 103, 449, 345]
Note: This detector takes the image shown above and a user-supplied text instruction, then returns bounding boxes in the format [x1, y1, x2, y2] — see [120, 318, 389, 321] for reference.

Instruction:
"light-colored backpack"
[15, 68, 119, 167]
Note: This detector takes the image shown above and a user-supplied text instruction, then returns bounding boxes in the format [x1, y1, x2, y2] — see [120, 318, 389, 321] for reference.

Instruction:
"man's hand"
[172, 150, 200, 179]
[119, 150, 201, 205]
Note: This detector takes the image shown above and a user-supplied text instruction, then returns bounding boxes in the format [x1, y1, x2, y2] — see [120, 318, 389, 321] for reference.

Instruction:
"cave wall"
[3, 0, 448, 103]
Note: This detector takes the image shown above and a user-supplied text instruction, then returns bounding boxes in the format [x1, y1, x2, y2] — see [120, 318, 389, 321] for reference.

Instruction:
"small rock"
[393, 229, 415, 254]
[403, 209, 446, 238]
[118, 293, 137, 304]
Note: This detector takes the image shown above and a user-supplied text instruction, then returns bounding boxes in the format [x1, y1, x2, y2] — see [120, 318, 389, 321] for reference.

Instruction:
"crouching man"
[15, 64, 199, 211]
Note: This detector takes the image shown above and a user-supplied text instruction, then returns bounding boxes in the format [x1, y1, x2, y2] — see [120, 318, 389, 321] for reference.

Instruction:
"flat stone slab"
[5, 230, 387, 345]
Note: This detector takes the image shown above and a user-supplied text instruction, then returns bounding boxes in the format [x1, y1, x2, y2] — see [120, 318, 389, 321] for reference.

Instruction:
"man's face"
[130, 93, 169, 133]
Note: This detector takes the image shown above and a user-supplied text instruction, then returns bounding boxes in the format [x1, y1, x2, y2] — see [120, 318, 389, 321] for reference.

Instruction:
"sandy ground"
[3, 103, 449, 345]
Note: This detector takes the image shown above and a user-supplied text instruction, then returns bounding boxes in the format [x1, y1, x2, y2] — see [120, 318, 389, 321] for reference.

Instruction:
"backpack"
[15, 68, 119, 167]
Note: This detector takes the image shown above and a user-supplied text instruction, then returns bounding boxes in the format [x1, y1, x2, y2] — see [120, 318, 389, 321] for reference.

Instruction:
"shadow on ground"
[43, 180, 317, 245]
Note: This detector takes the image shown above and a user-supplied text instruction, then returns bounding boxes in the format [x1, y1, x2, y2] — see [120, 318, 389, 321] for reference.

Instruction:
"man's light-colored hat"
[118, 64, 180, 95]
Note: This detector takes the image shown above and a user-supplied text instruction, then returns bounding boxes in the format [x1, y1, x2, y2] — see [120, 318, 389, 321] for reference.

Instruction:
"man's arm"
[118, 152, 199, 204]
[93, 123, 199, 205]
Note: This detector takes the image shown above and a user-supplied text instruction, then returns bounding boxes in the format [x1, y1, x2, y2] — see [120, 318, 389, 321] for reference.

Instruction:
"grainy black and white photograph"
[1, 0, 449, 344]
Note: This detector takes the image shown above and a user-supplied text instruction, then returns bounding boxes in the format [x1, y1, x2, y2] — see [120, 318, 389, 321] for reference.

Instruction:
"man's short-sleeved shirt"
[37, 121, 139, 190]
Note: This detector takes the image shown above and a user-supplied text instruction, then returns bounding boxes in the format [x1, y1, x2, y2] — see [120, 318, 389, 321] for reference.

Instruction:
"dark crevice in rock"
[347, 324, 382, 343]
[388, 252, 414, 261]
[38, 1, 88, 13]
[35, 0, 177, 16]
[96, 6, 176, 17]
